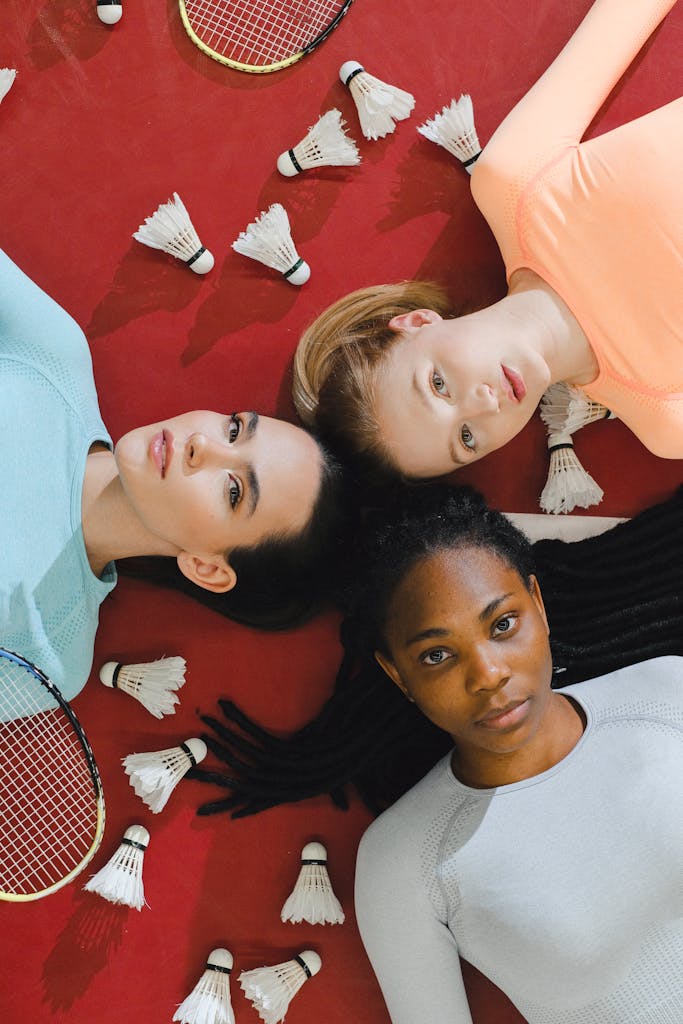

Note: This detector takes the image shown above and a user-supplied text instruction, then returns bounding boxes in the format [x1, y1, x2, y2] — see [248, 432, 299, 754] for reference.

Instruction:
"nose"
[462, 384, 499, 418]
[464, 643, 509, 694]
[185, 432, 232, 469]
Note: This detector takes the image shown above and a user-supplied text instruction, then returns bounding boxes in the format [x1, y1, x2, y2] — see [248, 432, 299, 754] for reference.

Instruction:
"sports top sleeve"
[471, 0, 678, 267]
[0, 247, 94, 383]
[355, 817, 474, 1024]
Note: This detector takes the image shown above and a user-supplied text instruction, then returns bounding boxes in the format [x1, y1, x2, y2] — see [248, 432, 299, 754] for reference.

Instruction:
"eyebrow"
[242, 412, 260, 517]
[405, 592, 515, 647]
[245, 465, 259, 517]
[244, 411, 259, 439]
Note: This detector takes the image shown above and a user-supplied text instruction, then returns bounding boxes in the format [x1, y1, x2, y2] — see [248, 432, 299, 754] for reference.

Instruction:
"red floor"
[1, 1, 681, 1022]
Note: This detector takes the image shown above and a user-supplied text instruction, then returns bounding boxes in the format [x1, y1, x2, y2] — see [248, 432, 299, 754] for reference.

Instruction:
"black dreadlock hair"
[187, 484, 683, 817]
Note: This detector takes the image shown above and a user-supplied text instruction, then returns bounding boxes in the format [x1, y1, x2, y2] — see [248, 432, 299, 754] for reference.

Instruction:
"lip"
[150, 429, 173, 478]
[475, 697, 530, 730]
[501, 365, 527, 403]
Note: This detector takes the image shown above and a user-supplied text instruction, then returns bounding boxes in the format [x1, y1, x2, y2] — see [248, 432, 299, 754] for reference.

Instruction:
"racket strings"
[0, 659, 102, 897]
[184, 0, 346, 66]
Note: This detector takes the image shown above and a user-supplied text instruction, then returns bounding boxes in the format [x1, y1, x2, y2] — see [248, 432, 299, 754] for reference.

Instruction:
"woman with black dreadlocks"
[189, 484, 683, 819]
[351, 486, 682, 1024]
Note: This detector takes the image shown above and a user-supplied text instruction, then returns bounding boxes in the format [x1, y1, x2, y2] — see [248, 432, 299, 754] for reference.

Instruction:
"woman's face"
[115, 410, 323, 577]
[373, 310, 551, 477]
[376, 544, 553, 762]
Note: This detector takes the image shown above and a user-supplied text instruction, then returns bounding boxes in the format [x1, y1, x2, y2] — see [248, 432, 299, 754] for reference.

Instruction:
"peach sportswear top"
[471, 0, 683, 459]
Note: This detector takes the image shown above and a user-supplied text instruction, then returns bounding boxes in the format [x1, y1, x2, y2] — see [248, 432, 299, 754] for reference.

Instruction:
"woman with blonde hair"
[294, 0, 683, 479]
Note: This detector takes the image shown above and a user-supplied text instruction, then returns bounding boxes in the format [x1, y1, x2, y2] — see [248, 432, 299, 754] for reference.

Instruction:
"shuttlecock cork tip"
[298, 950, 322, 977]
[99, 661, 120, 687]
[286, 259, 311, 286]
[207, 948, 233, 971]
[340, 60, 363, 85]
[277, 150, 300, 177]
[183, 737, 208, 764]
[123, 824, 150, 848]
[97, 1, 123, 24]
[188, 248, 214, 274]
[302, 841, 327, 861]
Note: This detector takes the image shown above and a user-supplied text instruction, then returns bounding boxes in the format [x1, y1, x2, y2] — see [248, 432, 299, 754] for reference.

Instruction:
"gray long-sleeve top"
[355, 657, 683, 1023]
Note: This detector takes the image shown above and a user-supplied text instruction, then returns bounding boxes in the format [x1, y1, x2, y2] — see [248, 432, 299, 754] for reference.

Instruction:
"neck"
[451, 692, 586, 789]
[82, 449, 177, 576]
[504, 269, 599, 386]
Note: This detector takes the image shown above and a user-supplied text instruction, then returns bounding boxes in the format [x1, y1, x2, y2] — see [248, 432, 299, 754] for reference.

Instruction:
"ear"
[528, 574, 550, 635]
[176, 552, 237, 595]
[388, 308, 443, 334]
[374, 650, 415, 702]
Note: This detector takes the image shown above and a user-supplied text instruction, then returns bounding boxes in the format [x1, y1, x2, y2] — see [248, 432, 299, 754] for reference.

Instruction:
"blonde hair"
[293, 281, 452, 470]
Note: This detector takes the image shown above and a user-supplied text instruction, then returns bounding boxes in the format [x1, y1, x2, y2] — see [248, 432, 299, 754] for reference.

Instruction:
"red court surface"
[1, 1, 681, 1022]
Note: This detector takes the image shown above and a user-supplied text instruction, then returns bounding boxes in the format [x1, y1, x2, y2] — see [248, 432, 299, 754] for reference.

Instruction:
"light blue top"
[355, 657, 683, 1024]
[0, 249, 116, 706]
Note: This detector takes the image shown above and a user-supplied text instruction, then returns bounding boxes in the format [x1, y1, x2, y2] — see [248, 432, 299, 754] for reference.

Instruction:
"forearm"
[478, 0, 677, 179]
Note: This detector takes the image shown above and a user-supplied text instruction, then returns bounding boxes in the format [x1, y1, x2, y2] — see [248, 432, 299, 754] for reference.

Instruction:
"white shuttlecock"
[281, 842, 344, 925]
[123, 737, 207, 813]
[97, 0, 123, 23]
[239, 951, 321, 1024]
[173, 949, 235, 1024]
[83, 825, 150, 911]
[133, 193, 214, 274]
[99, 656, 186, 719]
[539, 430, 604, 515]
[232, 203, 310, 285]
[277, 109, 360, 177]
[339, 60, 415, 141]
[539, 382, 613, 514]
[540, 381, 614, 434]
[0, 69, 17, 104]
[418, 94, 482, 174]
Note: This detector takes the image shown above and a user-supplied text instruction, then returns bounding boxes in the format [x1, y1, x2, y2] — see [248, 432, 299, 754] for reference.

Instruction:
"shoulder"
[356, 754, 456, 884]
[560, 656, 683, 723]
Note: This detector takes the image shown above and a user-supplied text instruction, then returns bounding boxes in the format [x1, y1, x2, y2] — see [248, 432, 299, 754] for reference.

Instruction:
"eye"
[226, 413, 241, 443]
[226, 472, 242, 510]
[420, 647, 453, 666]
[431, 370, 449, 397]
[461, 424, 476, 451]
[493, 614, 518, 637]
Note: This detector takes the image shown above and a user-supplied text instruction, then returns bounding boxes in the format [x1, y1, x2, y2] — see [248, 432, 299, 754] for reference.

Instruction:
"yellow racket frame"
[0, 648, 107, 902]
[1, 798, 105, 902]
[178, 0, 353, 74]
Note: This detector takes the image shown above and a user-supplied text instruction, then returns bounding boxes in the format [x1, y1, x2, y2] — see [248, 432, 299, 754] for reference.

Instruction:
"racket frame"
[178, 0, 355, 73]
[0, 648, 106, 902]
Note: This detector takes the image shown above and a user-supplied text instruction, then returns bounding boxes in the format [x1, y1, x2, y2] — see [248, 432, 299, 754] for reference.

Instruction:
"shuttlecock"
[277, 108, 360, 177]
[539, 431, 604, 514]
[281, 842, 344, 925]
[99, 656, 186, 719]
[123, 737, 207, 813]
[0, 69, 17, 104]
[173, 948, 235, 1024]
[418, 94, 482, 173]
[339, 60, 415, 141]
[83, 825, 150, 910]
[539, 382, 614, 514]
[133, 192, 214, 274]
[540, 381, 613, 435]
[239, 950, 321, 1024]
[97, 0, 123, 23]
[232, 203, 310, 285]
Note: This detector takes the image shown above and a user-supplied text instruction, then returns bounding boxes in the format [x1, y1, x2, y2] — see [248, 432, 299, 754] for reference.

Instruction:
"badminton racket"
[179, 0, 355, 73]
[0, 649, 105, 902]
